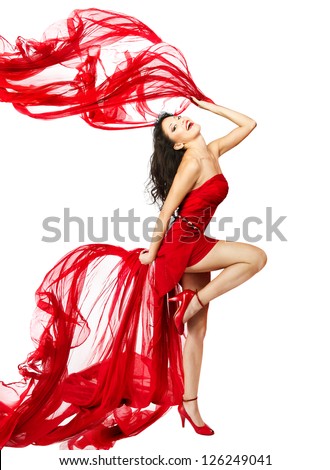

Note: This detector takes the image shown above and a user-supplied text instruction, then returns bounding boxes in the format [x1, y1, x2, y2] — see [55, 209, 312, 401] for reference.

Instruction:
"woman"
[0, 97, 266, 450]
[0, 6, 266, 452]
[139, 97, 267, 434]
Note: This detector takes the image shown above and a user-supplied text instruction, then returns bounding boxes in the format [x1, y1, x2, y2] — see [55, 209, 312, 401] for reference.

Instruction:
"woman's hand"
[190, 96, 207, 108]
[190, 96, 212, 110]
[139, 249, 155, 265]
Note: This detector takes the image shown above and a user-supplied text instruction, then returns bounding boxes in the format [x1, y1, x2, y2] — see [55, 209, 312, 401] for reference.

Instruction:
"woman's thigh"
[184, 240, 267, 273]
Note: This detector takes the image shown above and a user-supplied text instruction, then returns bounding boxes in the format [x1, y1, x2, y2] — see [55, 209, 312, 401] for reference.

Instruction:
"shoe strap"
[183, 396, 198, 402]
[195, 290, 205, 308]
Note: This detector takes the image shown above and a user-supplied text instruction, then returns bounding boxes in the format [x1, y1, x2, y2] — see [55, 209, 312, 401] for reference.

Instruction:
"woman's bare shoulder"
[180, 152, 202, 174]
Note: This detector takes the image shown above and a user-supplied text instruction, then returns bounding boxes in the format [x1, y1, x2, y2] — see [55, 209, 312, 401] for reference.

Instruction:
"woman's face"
[161, 115, 201, 149]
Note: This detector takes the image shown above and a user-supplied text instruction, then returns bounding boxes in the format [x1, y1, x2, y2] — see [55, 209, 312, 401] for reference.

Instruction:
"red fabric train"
[0, 8, 212, 129]
[0, 244, 183, 450]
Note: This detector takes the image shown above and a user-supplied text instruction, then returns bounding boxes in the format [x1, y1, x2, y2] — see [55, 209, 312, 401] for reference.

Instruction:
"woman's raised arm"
[191, 97, 256, 158]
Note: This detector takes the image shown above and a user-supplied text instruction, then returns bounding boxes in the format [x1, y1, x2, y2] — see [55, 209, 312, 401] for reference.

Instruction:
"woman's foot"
[168, 289, 205, 335]
[183, 397, 205, 427]
[178, 397, 214, 435]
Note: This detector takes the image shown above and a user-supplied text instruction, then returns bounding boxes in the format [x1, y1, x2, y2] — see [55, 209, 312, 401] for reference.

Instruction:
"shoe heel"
[178, 405, 186, 428]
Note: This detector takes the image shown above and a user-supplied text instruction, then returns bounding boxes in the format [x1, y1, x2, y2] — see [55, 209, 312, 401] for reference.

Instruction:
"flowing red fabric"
[0, 244, 183, 450]
[0, 8, 212, 129]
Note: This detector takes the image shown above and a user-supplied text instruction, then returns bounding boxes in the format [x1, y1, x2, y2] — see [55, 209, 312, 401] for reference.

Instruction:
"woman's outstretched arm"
[191, 97, 256, 158]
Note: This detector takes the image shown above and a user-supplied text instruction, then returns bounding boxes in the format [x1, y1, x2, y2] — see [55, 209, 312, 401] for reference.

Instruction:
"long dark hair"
[146, 112, 185, 209]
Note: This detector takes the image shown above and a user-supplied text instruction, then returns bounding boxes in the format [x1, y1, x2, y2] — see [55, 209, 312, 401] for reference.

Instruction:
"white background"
[0, 1, 329, 469]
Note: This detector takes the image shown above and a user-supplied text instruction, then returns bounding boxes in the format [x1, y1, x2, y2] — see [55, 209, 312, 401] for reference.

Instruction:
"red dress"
[156, 173, 229, 296]
[0, 173, 228, 450]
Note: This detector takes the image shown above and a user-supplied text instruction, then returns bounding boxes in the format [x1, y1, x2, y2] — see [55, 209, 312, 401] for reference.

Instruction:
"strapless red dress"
[156, 173, 229, 296]
[0, 173, 228, 450]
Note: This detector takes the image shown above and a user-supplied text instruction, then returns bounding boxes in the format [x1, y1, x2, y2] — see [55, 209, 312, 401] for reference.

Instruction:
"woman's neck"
[184, 134, 208, 156]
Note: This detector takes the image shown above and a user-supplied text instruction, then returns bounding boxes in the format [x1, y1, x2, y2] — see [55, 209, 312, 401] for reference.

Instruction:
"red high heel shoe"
[178, 397, 214, 436]
[168, 289, 204, 335]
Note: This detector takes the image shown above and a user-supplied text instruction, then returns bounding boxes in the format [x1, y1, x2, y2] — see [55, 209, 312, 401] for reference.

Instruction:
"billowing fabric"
[0, 8, 212, 129]
[0, 244, 183, 450]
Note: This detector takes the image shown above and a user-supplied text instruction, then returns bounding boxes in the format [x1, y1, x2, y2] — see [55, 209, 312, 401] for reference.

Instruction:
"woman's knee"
[250, 246, 267, 272]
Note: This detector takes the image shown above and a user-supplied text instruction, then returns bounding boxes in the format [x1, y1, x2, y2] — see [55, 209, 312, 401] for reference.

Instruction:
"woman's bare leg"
[180, 271, 210, 426]
[183, 240, 267, 322]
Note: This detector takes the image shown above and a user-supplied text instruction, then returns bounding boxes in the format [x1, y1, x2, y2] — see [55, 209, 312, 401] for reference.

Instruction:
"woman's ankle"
[183, 295, 203, 323]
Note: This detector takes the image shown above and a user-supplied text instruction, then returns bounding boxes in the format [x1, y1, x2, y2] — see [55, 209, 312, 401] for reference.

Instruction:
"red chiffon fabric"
[0, 8, 212, 129]
[0, 244, 183, 450]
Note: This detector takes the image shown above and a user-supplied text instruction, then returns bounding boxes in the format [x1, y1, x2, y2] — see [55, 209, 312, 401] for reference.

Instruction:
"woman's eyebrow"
[169, 117, 177, 130]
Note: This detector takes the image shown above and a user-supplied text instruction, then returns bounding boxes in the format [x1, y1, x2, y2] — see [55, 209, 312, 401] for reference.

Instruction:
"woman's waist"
[172, 209, 214, 232]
